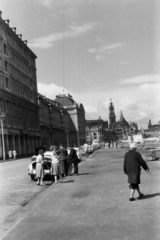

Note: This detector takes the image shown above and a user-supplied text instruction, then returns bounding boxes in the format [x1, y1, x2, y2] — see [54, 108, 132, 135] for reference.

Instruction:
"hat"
[129, 143, 137, 149]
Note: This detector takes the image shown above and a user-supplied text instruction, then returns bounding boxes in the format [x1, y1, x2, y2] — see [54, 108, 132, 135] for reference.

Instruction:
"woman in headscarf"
[36, 149, 45, 186]
[123, 143, 149, 201]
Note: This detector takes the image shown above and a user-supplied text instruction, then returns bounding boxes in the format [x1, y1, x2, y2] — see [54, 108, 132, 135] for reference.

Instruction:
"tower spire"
[120, 110, 123, 121]
[109, 99, 116, 129]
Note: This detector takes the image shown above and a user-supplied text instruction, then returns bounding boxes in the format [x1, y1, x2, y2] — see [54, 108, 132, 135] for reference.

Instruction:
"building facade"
[38, 94, 75, 149]
[55, 94, 86, 146]
[143, 119, 160, 138]
[0, 12, 40, 159]
[106, 100, 138, 142]
[86, 116, 108, 143]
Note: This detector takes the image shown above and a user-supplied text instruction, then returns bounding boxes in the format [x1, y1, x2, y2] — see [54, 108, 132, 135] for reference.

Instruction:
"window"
[31, 91, 33, 100]
[3, 43, 7, 55]
[5, 77, 10, 89]
[4, 60, 8, 72]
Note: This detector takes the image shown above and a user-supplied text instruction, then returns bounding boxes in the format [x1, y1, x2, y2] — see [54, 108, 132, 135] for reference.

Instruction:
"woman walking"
[123, 143, 149, 201]
[36, 150, 45, 186]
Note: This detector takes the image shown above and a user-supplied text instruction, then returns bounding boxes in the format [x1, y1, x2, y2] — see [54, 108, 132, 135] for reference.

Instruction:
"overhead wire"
[92, 0, 95, 109]
[62, 0, 65, 96]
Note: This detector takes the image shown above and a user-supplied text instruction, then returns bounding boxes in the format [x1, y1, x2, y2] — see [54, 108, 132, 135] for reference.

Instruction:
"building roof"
[116, 110, 130, 127]
[55, 94, 75, 106]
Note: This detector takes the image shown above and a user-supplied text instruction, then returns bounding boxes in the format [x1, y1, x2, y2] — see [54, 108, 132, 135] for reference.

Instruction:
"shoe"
[54, 181, 58, 184]
[37, 182, 40, 185]
[40, 183, 45, 186]
[129, 197, 136, 201]
[137, 193, 144, 199]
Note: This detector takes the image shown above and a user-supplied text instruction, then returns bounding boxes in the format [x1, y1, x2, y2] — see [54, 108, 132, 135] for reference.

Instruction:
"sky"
[0, 0, 160, 129]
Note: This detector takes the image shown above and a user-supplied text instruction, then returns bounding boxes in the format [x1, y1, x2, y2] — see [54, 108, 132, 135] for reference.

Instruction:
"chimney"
[18, 34, 22, 39]
[11, 27, 16, 33]
[23, 40, 28, 45]
[4, 19, 10, 25]
[0, 11, 2, 18]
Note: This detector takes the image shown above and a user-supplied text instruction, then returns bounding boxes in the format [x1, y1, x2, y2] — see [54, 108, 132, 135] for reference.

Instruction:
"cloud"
[96, 54, 104, 61]
[37, 82, 69, 99]
[35, 0, 52, 7]
[37, 79, 160, 129]
[119, 74, 160, 84]
[120, 61, 130, 65]
[28, 23, 93, 49]
[88, 42, 123, 54]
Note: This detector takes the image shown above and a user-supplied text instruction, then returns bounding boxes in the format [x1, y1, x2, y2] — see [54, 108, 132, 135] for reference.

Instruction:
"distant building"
[143, 119, 160, 138]
[114, 110, 130, 140]
[106, 99, 138, 142]
[86, 116, 108, 143]
[0, 12, 40, 159]
[55, 94, 86, 146]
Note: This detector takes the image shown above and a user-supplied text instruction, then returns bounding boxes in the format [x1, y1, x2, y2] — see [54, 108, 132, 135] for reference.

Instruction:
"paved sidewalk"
[1, 148, 160, 240]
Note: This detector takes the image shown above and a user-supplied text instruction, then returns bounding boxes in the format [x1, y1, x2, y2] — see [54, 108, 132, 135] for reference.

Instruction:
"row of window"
[2, 28, 35, 66]
[115, 128, 122, 132]
[4, 59, 36, 86]
[86, 132, 102, 136]
[0, 99, 39, 130]
[39, 102, 68, 129]
[4, 76, 37, 102]
[4, 42, 28, 73]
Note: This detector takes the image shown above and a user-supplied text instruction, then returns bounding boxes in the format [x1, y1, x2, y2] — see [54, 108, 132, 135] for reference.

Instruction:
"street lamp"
[0, 112, 6, 161]
[65, 130, 69, 147]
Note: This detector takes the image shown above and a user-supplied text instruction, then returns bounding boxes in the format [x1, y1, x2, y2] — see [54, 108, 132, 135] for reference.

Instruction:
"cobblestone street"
[0, 158, 52, 224]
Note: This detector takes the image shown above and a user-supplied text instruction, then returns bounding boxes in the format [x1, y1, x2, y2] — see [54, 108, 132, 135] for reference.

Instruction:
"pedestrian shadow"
[139, 192, 160, 200]
[62, 180, 75, 183]
[77, 173, 89, 176]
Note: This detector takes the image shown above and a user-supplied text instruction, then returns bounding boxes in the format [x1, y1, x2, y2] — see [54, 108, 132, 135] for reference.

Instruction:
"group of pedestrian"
[8, 150, 17, 159]
[35, 144, 81, 186]
[35, 140, 149, 202]
[108, 141, 117, 149]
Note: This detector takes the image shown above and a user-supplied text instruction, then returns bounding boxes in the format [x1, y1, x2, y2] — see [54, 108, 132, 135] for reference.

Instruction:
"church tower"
[109, 99, 116, 129]
[148, 119, 152, 129]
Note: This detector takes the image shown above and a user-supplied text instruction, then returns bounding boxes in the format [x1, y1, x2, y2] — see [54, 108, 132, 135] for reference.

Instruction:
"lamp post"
[0, 112, 6, 161]
[65, 130, 69, 147]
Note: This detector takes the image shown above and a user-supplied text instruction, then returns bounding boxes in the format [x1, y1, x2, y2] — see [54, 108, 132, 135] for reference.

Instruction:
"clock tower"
[109, 99, 116, 129]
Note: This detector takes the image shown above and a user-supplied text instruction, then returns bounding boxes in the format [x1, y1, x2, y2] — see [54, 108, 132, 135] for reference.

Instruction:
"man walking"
[68, 146, 79, 175]
[123, 142, 149, 201]
[56, 144, 68, 177]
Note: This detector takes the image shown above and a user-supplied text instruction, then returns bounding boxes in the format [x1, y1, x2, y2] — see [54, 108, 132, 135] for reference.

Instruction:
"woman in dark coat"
[123, 143, 149, 201]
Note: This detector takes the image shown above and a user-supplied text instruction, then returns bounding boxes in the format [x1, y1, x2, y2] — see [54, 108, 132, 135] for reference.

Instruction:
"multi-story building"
[55, 94, 86, 146]
[86, 116, 108, 143]
[0, 12, 40, 159]
[38, 94, 72, 148]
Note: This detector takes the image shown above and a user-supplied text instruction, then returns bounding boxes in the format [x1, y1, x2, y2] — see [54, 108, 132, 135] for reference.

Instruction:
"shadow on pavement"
[62, 180, 75, 183]
[139, 192, 160, 200]
[77, 173, 89, 176]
